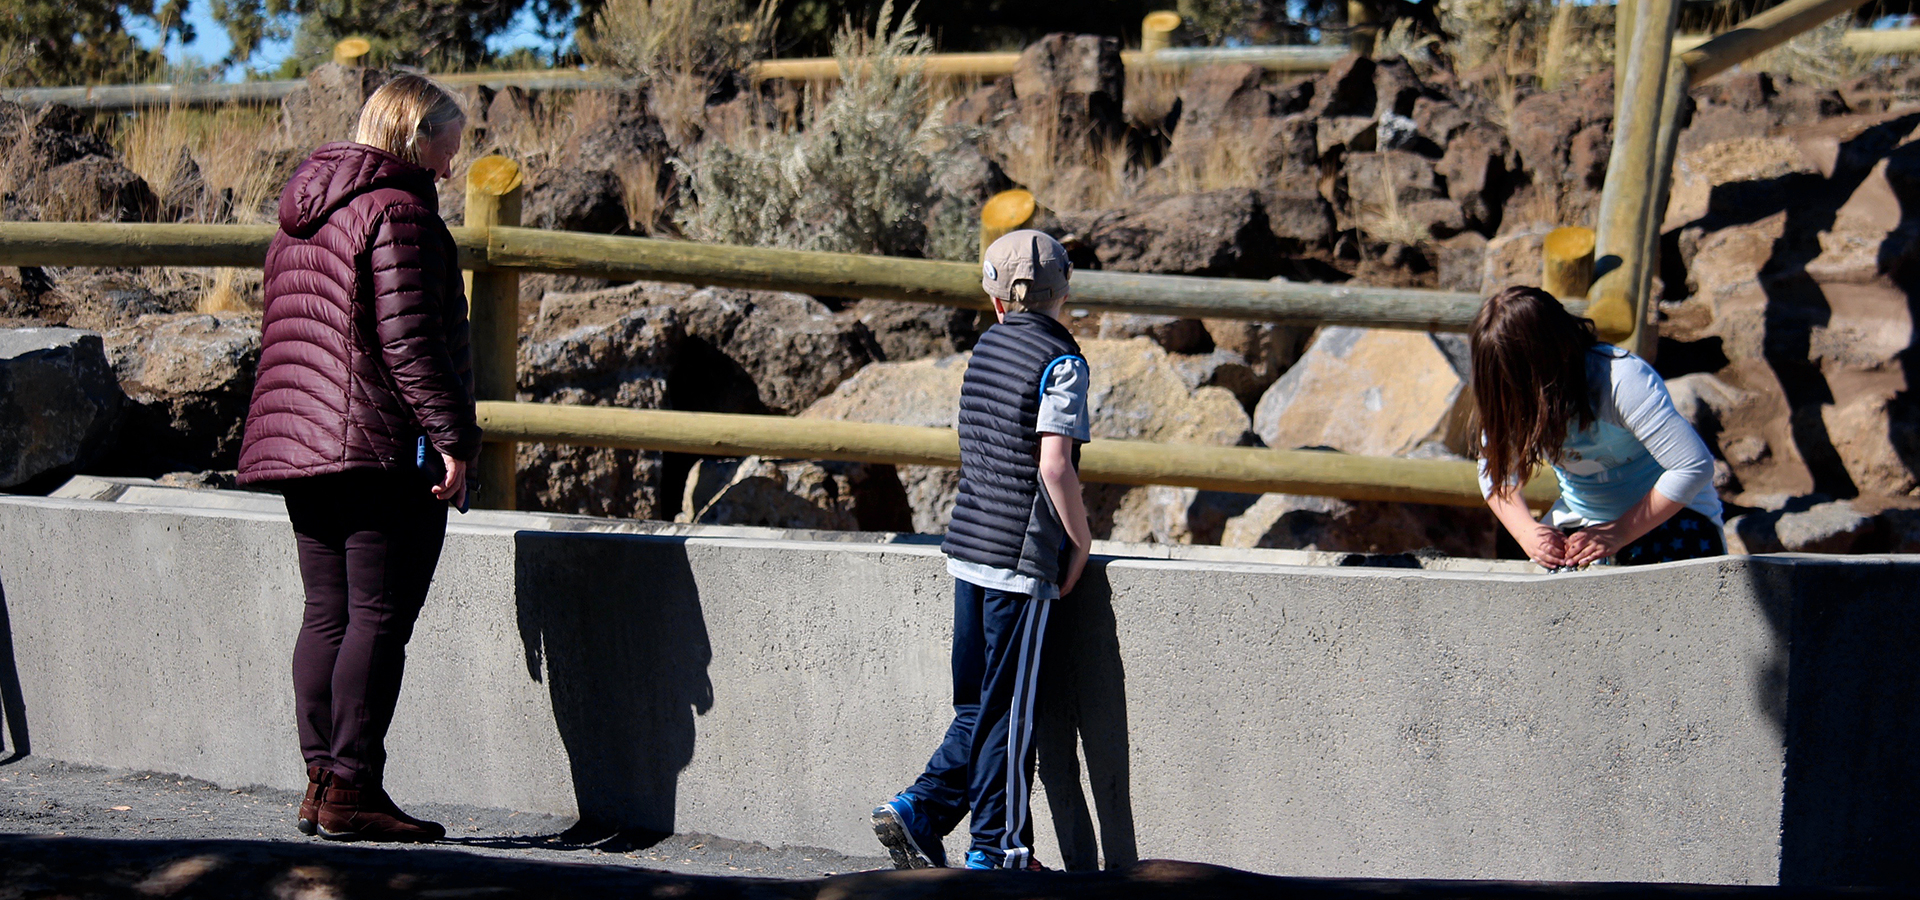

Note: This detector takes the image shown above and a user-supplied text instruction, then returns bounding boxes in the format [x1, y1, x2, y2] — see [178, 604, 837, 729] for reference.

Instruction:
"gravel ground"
[0, 755, 888, 879]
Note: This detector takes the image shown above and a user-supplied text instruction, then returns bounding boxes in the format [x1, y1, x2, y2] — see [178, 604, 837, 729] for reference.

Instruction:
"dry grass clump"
[579, 0, 775, 78]
[104, 102, 284, 313]
[1749, 17, 1874, 88]
[676, 1, 952, 257]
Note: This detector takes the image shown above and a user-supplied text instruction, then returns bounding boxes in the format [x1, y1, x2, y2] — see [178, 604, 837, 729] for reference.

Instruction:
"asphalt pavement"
[0, 755, 886, 879]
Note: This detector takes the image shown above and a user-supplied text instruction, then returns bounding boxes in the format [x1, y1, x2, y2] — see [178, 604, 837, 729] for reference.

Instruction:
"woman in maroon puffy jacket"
[237, 75, 478, 843]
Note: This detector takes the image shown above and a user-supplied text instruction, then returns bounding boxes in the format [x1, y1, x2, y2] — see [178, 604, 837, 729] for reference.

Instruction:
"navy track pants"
[904, 578, 1054, 868]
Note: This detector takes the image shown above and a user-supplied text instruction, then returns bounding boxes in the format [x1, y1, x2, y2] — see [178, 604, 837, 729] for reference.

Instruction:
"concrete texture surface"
[1, 483, 1915, 887]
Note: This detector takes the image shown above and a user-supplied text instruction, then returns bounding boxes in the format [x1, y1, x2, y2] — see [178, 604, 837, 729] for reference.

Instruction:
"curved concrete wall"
[0, 484, 1915, 886]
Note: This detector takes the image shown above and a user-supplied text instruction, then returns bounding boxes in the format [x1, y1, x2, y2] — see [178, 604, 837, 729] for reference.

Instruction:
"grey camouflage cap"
[981, 229, 1071, 305]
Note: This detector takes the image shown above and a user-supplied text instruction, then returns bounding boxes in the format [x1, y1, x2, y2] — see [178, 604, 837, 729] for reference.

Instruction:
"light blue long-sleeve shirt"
[1479, 346, 1723, 527]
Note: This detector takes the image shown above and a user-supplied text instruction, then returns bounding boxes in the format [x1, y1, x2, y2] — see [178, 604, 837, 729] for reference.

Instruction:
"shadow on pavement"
[1, 834, 1902, 899]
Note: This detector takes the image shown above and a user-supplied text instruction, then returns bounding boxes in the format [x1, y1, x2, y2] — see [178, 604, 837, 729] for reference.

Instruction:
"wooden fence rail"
[0, 221, 1493, 330]
[476, 402, 1561, 508]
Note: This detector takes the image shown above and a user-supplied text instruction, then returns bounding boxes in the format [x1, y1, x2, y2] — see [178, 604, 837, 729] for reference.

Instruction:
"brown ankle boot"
[296, 766, 328, 835]
[317, 780, 446, 843]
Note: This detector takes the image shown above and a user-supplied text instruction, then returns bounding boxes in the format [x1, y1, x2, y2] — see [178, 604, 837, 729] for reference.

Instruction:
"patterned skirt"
[1608, 508, 1726, 566]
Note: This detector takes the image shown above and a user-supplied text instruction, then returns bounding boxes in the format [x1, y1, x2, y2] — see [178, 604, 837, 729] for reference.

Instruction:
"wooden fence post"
[464, 156, 524, 510]
[333, 38, 371, 67]
[1588, 0, 1679, 347]
[1142, 11, 1181, 54]
[1543, 226, 1596, 302]
[980, 189, 1037, 260]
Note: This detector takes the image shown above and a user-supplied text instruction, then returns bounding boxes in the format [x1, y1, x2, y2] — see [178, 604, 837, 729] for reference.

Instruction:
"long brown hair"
[1471, 285, 1600, 492]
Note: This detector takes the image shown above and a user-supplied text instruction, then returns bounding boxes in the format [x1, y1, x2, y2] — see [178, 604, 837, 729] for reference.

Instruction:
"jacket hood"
[278, 142, 438, 235]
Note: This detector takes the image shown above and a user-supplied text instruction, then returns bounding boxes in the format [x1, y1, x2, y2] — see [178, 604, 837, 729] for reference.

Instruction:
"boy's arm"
[1040, 433, 1092, 595]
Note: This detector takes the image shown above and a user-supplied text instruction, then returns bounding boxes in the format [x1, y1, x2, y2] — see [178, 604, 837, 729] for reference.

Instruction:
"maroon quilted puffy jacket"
[236, 142, 481, 485]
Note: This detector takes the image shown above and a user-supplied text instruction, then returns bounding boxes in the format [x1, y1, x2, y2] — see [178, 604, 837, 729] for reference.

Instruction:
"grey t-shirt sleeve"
[1601, 352, 1716, 506]
[1036, 355, 1092, 442]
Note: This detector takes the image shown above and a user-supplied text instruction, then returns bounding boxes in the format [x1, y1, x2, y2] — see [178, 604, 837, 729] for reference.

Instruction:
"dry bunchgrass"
[616, 156, 671, 233]
[579, 0, 775, 78]
[1749, 17, 1876, 88]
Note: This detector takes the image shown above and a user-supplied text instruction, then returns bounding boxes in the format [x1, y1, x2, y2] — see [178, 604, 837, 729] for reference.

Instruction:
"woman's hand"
[1564, 521, 1631, 567]
[1487, 487, 1566, 569]
[1517, 522, 1569, 569]
[434, 452, 467, 507]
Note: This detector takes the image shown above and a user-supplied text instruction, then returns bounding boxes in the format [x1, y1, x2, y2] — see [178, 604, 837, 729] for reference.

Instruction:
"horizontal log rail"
[1676, 0, 1877, 81]
[476, 401, 1561, 508]
[0, 221, 1497, 330]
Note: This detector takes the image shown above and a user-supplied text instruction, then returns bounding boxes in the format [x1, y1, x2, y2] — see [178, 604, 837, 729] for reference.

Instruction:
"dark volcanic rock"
[1063, 189, 1282, 278]
[0, 328, 124, 490]
[102, 313, 260, 473]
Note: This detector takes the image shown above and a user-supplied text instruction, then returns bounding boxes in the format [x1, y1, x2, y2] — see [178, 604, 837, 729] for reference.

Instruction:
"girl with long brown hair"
[1472, 286, 1724, 569]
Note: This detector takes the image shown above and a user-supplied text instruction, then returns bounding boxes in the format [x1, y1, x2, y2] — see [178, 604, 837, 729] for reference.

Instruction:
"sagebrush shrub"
[675, 2, 967, 258]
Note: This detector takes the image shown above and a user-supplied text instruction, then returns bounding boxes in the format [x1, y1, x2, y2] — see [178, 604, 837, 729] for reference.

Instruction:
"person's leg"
[965, 588, 1052, 869]
[328, 475, 447, 786]
[285, 478, 352, 777]
[1616, 509, 1726, 566]
[906, 578, 987, 832]
[876, 578, 985, 868]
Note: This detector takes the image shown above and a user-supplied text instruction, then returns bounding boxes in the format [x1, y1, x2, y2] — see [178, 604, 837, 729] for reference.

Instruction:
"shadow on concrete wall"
[0, 577, 27, 763]
[513, 533, 713, 843]
[1751, 559, 1920, 888]
[1036, 559, 1139, 870]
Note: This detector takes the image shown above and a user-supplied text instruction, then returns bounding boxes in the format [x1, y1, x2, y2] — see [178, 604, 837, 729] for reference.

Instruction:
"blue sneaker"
[872, 794, 946, 868]
[966, 848, 1047, 870]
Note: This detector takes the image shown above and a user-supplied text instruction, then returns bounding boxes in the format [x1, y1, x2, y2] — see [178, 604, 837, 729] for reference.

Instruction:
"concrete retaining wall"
[1, 486, 1916, 886]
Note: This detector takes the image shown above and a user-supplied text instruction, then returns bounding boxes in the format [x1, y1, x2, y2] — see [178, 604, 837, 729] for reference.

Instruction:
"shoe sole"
[317, 825, 437, 843]
[871, 806, 935, 869]
[296, 817, 317, 836]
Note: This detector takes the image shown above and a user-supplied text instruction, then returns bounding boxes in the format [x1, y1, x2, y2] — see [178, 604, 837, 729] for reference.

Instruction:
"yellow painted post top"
[1143, 12, 1182, 54]
[467, 156, 525, 198]
[333, 38, 372, 67]
[979, 189, 1038, 259]
[1542, 226, 1597, 301]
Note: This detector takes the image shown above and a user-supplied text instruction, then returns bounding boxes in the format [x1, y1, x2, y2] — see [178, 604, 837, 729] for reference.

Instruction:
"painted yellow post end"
[1143, 12, 1182, 53]
[979, 189, 1038, 259]
[467, 156, 525, 197]
[333, 38, 372, 67]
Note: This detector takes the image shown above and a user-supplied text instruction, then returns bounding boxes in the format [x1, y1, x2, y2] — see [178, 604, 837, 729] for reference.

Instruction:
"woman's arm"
[1563, 489, 1685, 566]
[1564, 355, 1714, 565]
[370, 205, 482, 466]
[1040, 433, 1092, 595]
[1487, 486, 1568, 568]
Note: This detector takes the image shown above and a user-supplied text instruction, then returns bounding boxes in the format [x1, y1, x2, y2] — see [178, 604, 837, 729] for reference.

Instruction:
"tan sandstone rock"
[1253, 327, 1472, 457]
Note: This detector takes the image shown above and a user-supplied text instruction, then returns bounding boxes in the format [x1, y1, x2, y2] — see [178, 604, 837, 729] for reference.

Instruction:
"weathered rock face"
[1220, 492, 1497, 557]
[1726, 497, 1881, 554]
[275, 63, 395, 154]
[1504, 72, 1614, 228]
[1061, 189, 1283, 278]
[678, 455, 914, 532]
[801, 354, 968, 533]
[0, 328, 124, 490]
[102, 313, 261, 474]
[532, 281, 879, 415]
[988, 33, 1126, 191]
[1097, 314, 1212, 354]
[1254, 327, 1472, 457]
[23, 157, 158, 223]
[526, 168, 630, 235]
[517, 305, 681, 520]
[845, 300, 980, 362]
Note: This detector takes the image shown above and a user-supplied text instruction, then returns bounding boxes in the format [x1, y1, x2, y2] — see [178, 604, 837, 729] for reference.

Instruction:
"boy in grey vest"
[872, 230, 1094, 871]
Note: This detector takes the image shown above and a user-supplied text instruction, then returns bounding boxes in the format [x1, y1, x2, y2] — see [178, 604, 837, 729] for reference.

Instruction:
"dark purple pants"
[282, 470, 447, 786]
